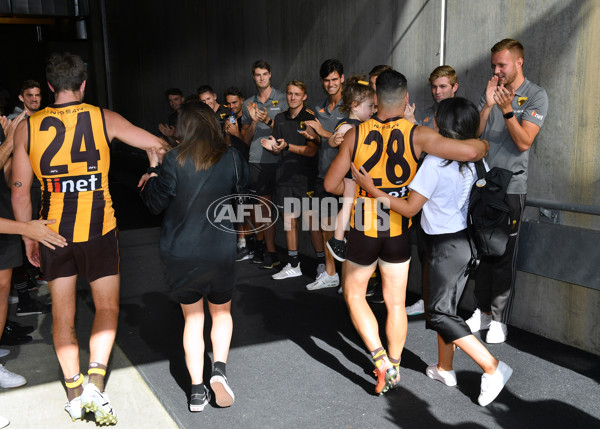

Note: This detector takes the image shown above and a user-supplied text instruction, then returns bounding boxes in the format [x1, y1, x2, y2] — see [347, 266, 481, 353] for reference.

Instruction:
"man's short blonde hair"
[428, 65, 458, 86]
[491, 39, 524, 59]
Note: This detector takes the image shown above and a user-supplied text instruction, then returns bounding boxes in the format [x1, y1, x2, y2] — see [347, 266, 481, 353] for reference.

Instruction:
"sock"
[371, 347, 388, 369]
[191, 383, 206, 397]
[269, 251, 278, 259]
[389, 356, 401, 370]
[213, 361, 227, 377]
[257, 240, 266, 251]
[88, 362, 107, 392]
[316, 251, 325, 264]
[65, 373, 84, 401]
[288, 250, 299, 268]
[246, 235, 256, 250]
[237, 238, 246, 249]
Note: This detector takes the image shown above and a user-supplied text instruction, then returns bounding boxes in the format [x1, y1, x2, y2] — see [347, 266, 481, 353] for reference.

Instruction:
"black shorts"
[0, 238, 22, 270]
[274, 185, 314, 212]
[345, 227, 411, 266]
[164, 257, 235, 305]
[248, 162, 277, 197]
[40, 229, 120, 283]
[314, 178, 340, 219]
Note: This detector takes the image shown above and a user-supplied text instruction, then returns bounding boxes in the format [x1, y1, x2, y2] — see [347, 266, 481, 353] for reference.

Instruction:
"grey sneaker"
[406, 299, 425, 316]
[64, 396, 83, 421]
[272, 263, 302, 280]
[306, 271, 339, 291]
[81, 383, 117, 425]
[210, 374, 235, 407]
[0, 364, 26, 388]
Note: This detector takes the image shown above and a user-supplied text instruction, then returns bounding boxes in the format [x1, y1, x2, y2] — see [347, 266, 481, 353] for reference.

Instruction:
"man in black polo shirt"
[260, 80, 323, 280]
[198, 85, 230, 128]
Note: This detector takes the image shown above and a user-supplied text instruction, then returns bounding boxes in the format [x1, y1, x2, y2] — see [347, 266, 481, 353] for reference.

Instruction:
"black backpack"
[467, 161, 521, 263]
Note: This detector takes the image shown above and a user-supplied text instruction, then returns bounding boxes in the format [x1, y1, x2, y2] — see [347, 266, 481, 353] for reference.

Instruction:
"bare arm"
[0, 135, 13, 170]
[0, 218, 67, 249]
[493, 85, 542, 152]
[11, 120, 39, 265]
[306, 118, 333, 140]
[351, 163, 427, 218]
[0, 111, 27, 169]
[328, 123, 352, 148]
[478, 76, 498, 136]
[241, 123, 256, 145]
[324, 127, 354, 195]
[103, 109, 166, 151]
[414, 125, 489, 162]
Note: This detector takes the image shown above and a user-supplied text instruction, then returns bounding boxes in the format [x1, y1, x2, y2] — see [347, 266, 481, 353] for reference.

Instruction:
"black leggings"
[423, 229, 472, 343]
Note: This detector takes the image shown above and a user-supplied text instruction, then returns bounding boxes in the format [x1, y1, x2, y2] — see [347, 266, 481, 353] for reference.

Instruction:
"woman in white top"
[352, 97, 512, 407]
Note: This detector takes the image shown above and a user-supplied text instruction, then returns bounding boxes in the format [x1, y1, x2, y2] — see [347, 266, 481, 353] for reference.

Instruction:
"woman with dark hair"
[141, 101, 247, 412]
[352, 97, 512, 406]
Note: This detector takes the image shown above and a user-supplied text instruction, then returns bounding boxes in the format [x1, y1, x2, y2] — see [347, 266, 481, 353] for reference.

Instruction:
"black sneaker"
[259, 253, 280, 270]
[366, 280, 384, 304]
[0, 326, 32, 345]
[235, 246, 254, 262]
[5, 320, 34, 336]
[16, 300, 51, 317]
[326, 237, 346, 262]
[24, 275, 39, 293]
[210, 372, 235, 407]
[189, 385, 210, 412]
[250, 249, 265, 265]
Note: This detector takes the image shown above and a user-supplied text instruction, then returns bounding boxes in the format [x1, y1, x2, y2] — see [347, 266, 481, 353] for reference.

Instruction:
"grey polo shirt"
[241, 88, 288, 164]
[315, 97, 347, 178]
[417, 104, 436, 129]
[478, 78, 548, 194]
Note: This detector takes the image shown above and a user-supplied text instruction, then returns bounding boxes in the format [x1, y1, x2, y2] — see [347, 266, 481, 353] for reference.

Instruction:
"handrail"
[526, 198, 600, 216]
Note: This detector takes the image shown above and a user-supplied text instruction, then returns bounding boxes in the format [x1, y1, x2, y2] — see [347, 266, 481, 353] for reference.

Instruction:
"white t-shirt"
[409, 155, 480, 235]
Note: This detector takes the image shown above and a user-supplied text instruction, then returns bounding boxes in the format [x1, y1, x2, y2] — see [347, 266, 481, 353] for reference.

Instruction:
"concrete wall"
[95, 0, 600, 354]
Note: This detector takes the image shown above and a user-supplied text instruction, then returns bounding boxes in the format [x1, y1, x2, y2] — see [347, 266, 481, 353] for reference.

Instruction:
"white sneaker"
[478, 361, 513, 406]
[0, 364, 26, 388]
[426, 364, 457, 387]
[0, 415, 8, 429]
[81, 383, 117, 425]
[65, 396, 83, 421]
[272, 263, 302, 280]
[486, 321, 508, 343]
[306, 271, 339, 291]
[465, 308, 492, 333]
[406, 299, 425, 316]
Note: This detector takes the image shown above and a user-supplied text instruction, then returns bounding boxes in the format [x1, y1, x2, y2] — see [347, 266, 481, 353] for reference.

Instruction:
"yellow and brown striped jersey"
[28, 102, 115, 242]
[350, 116, 418, 238]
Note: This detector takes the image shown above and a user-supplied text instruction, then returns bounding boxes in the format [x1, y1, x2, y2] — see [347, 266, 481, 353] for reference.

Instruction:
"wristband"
[267, 118, 273, 127]
[284, 142, 290, 151]
[147, 165, 161, 175]
[503, 111, 514, 119]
